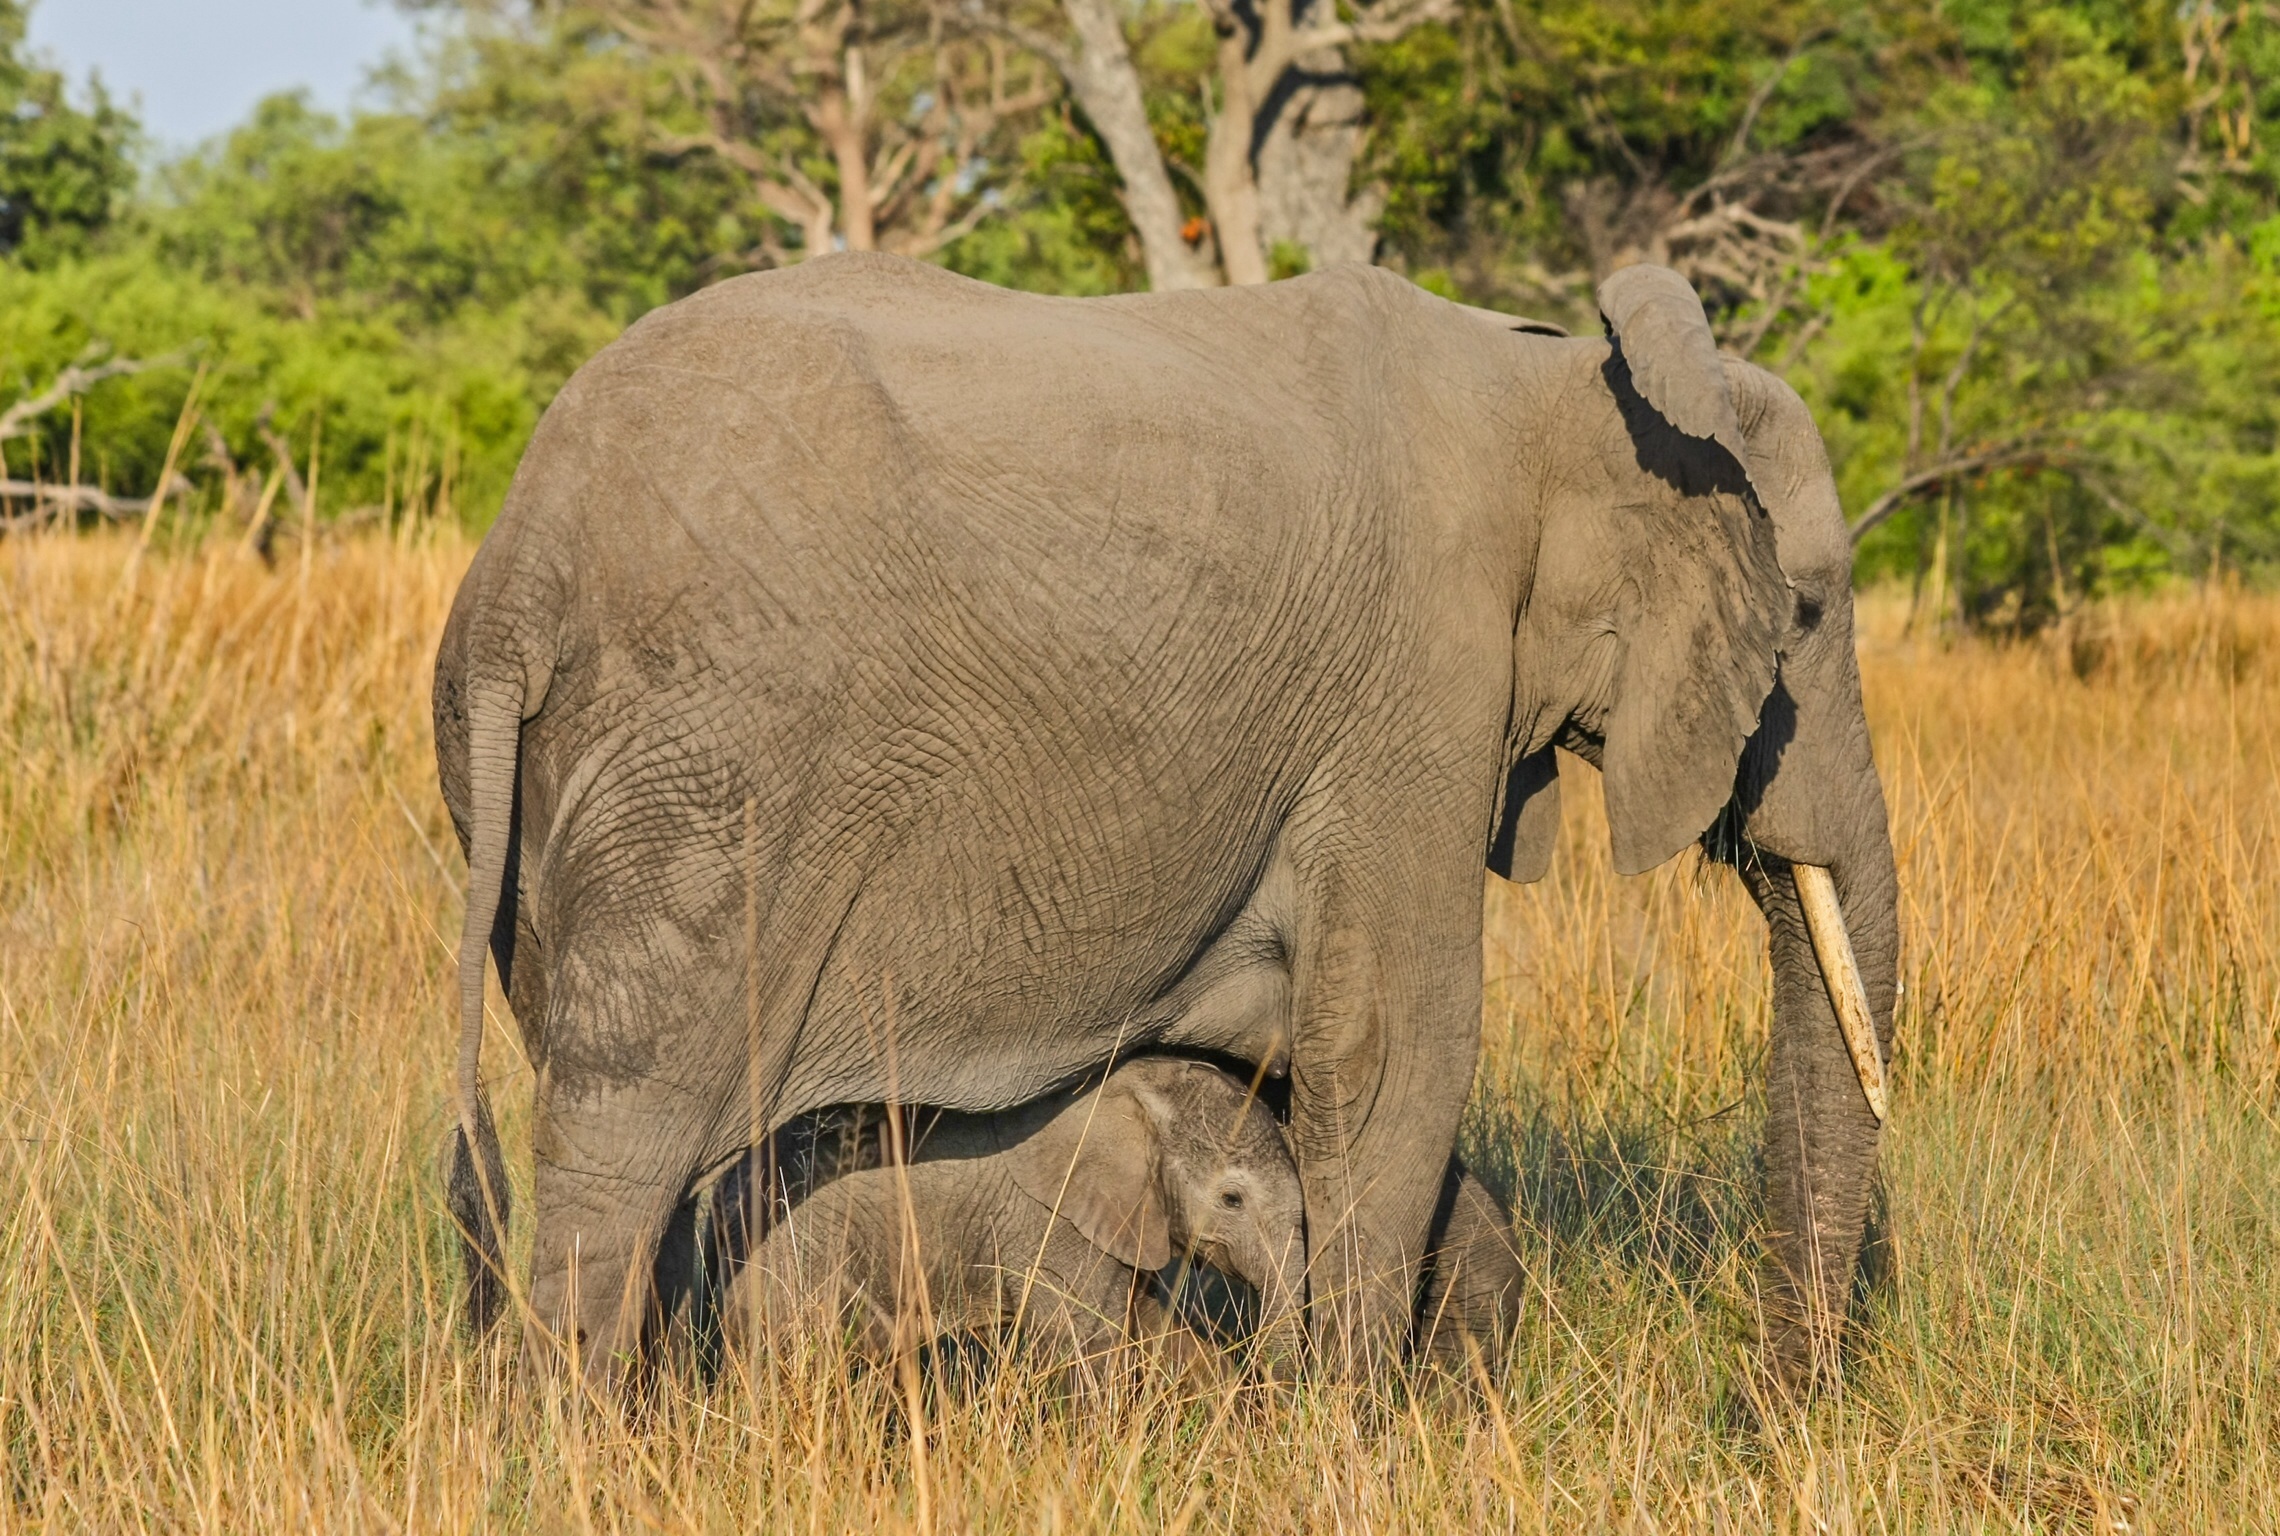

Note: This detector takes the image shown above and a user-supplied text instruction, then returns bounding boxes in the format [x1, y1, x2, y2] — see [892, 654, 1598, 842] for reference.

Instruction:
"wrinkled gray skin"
[1413, 1162, 1522, 1377]
[435, 253, 1896, 1391]
[712, 1058, 1305, 1383]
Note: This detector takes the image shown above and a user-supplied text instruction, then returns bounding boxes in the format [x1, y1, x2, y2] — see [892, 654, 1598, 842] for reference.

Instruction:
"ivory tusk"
[1791, 863, 1888, 1123]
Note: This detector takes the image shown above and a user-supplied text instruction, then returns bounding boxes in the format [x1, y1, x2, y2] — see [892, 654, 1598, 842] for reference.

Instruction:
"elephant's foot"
[1751, 1221, 1860, 1403]
[1303, 1259, 1416, 1381]
[1298, 1156, 1443, 1380]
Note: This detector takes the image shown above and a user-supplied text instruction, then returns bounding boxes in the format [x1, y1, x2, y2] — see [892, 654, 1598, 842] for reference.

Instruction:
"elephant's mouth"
[1182, 1235, 1239, 1276]
[1792, 863, 1887, 1122]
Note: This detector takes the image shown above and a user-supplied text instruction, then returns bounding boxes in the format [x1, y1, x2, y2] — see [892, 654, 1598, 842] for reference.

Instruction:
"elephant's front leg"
[1285, 881, 1483, 1377]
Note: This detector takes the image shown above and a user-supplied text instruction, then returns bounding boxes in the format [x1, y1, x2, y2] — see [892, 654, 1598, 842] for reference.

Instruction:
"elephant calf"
[712, 1057, 1306, 1387]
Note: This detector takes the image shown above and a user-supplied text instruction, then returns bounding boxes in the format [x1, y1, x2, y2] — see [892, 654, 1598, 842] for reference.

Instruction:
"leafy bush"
[10, 0, 2280, 623]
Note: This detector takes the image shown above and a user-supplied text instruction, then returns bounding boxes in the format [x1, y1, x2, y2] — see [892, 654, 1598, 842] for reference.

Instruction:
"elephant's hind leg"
[523, 1069, 717, 1394]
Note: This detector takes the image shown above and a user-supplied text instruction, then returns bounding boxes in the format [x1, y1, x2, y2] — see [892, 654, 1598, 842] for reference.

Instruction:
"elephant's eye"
[1218, 1188, 1244, 1210]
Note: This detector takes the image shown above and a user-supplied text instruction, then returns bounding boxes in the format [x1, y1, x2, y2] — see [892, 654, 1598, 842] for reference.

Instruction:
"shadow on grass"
[1457, 1078, 1761, 1291]
[1459, 1074, 1898, 1343]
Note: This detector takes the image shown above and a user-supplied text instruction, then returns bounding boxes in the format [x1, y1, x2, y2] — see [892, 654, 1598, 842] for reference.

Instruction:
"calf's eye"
[1219, 1189, 1244, 1210]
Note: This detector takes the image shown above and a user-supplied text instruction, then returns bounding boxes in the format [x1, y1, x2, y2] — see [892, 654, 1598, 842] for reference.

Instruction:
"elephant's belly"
[783, 820, 1293, 1117]
[1147, 961, 1292, 1075]
[1141, 837, 1298, 1074]
[788, 927, 1214, 1114]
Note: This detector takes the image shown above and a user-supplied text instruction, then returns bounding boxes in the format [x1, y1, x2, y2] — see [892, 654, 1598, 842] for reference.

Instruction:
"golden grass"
[3, 530, 2276, 1531]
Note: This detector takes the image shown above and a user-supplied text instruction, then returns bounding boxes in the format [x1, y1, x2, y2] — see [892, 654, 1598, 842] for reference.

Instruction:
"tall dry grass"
[2, 530, 2276, 1531]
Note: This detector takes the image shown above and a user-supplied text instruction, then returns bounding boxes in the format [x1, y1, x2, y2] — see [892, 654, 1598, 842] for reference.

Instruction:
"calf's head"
[1010, 1057, 1305, 1345]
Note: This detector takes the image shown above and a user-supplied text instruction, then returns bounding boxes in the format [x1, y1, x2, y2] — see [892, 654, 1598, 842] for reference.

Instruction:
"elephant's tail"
[444, 674, 522, 1335]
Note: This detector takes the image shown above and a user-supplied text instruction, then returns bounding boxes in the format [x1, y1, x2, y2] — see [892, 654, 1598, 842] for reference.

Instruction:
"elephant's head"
[1485, 264, 1898, 1389]
[1008, 1057, 1306, 1361]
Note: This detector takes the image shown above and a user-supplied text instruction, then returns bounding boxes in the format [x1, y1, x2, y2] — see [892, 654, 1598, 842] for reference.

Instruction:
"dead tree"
[973, 0, 1446, 288]
[606, 0, 1055, 262]
[0, 348, 184, 532]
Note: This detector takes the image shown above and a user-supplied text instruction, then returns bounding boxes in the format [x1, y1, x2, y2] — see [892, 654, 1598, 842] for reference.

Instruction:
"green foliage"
[1365, 0, 1887, 312]
[0, 0, 135, 265]
[1131, 0, 1216, 189]
[0, 9, 761, 527]
[9, 0, 2280, 616]
[1893, 13, 2163, 296]
[417, 12, 760, 314]
[1361, 0, 2280, 623]
[0, 236, 601, 524]
[938, 115, 1143, 296]
[1810, 8, 2280, 624]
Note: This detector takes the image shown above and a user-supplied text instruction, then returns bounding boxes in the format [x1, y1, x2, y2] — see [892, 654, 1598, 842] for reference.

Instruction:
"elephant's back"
[502, 254, 1420, 866]
[493, 255, 1467, 688]
[533, 253, 1423, 540]
[476, 253, 1502, 654]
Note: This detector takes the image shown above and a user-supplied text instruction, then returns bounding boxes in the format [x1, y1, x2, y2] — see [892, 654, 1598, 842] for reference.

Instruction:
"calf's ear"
[1008, 1083, 1173, 1271]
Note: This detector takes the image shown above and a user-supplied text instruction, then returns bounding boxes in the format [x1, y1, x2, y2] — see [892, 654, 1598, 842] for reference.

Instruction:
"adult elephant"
[434, 254, 1896, 1391]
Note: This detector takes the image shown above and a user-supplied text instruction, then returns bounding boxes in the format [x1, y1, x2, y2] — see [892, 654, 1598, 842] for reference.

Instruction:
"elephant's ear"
[1587, 264, 1785, 874]
[1007, 1082, 1172, 1272]
[1597, 264, 1760, 502]
[1487, 747, 1561, 884]
[1722, 359, 1851, 590]
[1720, 360, 1873, 867]
[1600, 519, 1783, 874]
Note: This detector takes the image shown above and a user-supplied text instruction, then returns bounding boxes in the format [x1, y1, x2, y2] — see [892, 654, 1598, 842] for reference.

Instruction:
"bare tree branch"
[895, 190, 999, 257]
[2072, 469, 2201, 563]
[1817, 136, 1918, 242]
[0, 474, 195, 527]
[959, 5, 1073, 75]
[617, 0, 1052, 261]
[0, 350, 172, 443]
[1717, 30, 1829, 174]
[1849, 443, 2063, 546]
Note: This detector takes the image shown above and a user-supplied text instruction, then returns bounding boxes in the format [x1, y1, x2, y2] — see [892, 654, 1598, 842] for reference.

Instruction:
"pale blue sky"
[27, 0, 424, 153]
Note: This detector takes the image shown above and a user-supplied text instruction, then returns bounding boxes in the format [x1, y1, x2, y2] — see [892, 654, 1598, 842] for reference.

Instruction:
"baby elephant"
[712, 1057, 1305, 1387]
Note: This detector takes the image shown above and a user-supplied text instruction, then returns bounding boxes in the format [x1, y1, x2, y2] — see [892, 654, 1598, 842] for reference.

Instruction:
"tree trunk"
[1254, 49, 1381, 269]
[1057, 0, 1220, 289]
[799, 199, 838, 261]
[1202, 25, 1272, 285]
[1051, 0, 1396, 287]
[818, 66, 876, 251]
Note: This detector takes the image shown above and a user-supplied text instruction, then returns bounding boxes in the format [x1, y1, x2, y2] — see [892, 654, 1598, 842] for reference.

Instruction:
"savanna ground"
[2, 528, 2275, 1533]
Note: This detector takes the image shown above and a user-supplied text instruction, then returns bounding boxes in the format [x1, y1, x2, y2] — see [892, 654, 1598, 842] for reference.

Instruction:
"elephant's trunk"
[445, 677, 524, 1337]
[1251, 1238, 1309, 1380]
[1736, 753, 1898, 1394]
